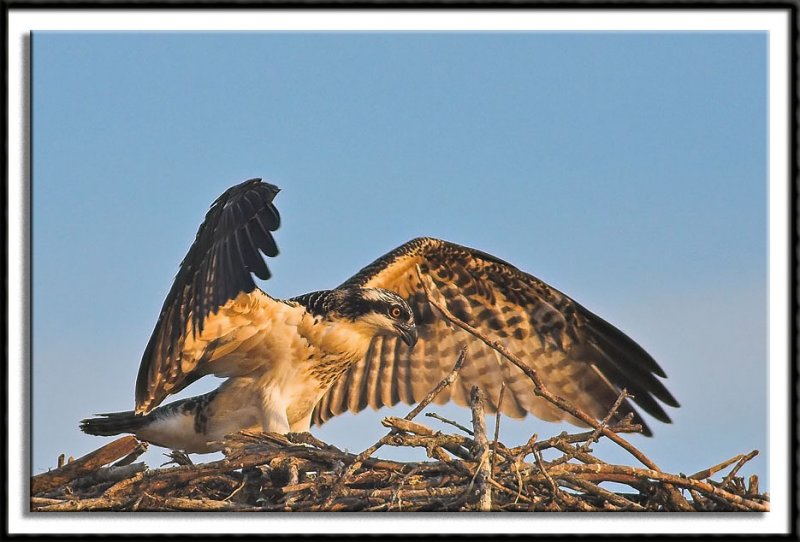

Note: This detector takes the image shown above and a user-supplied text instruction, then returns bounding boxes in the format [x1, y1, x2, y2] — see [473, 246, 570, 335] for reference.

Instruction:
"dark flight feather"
[135, 178, 281, 413]
[311, 237, 679, 436]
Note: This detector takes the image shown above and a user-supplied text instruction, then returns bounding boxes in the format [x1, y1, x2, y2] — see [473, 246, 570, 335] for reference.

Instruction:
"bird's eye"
[389, 305, 403, 319]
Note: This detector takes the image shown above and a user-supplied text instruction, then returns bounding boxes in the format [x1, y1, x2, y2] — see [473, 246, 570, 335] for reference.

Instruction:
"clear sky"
[32, 31, 767, 487]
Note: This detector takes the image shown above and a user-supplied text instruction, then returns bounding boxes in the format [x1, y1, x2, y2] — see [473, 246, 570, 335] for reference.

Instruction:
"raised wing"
[312, 237, 679, 435]
[135, 178, 281, 413]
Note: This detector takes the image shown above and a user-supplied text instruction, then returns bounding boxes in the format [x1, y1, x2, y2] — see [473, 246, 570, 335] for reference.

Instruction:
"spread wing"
[135, 178, 281, 414]
[312, 237, 679, 435]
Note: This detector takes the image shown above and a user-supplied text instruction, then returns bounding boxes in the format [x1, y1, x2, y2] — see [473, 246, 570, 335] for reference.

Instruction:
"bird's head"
[331, 287, 418, 348]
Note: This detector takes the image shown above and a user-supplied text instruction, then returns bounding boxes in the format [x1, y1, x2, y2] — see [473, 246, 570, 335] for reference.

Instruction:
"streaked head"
[333, 287, 418, 347]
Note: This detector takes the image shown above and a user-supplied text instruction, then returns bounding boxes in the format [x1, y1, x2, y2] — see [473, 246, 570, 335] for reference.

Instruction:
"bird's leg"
[289, 413, 313, 433]
[257, 394, 291, 434]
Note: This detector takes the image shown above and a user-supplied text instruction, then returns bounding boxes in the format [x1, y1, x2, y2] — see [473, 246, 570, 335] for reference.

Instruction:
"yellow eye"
[389, 305, 403, 319]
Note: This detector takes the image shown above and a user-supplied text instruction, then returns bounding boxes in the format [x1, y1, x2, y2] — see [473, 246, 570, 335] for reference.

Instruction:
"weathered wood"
[72, 462, 147, 491]
[30, 419, 769, 512]
[469, 386, 492, 512]
[31, 436, 142, 495]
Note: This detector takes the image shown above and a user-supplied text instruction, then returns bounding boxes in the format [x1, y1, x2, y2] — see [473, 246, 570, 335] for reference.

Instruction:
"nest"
[31, 385, 767, 512]
[31, 296, 769, 513]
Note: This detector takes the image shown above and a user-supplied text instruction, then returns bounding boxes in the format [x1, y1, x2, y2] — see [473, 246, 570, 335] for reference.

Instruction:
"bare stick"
[31, 436, 142, 495]
[35, 419, 768, 512]
[71, 463, 147, 491]
[491, 382, 506, 475]
[113, 441, 149, 467]
[532, 446, 560, 507]
[558, 474, 647, 511]
[425, 412, 474, 436]
[720, 450, 759, 489]
[416, 267, 694, 512]
[469, 386, 492, 511]
[382, 417, 473, 461]
[421, 276, 645, 465]
[404, 346, 468, 421]
[549, 463, 769, 512]
[321, 347, 467, 509]
[689, 453, 745, 480]
[485, 477, 533, 504]
[578, 389, 629, 453]
[549, 438, 608, 467]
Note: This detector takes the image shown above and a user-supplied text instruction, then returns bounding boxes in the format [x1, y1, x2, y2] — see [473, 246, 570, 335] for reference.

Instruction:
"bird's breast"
[293, 316, 372, 390]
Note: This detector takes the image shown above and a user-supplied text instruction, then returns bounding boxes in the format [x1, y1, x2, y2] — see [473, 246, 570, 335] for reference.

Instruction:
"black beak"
[396, 324, 418, 348]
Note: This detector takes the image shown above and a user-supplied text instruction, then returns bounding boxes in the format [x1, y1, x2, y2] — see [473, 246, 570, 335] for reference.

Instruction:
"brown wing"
[311, 237, 679, 435]
[135, 179, 281, 414]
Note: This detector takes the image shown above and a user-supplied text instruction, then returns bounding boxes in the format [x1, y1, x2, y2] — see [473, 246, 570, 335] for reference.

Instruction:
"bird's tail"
[80, 390, 225, 453]
[80, 410, 149, 437]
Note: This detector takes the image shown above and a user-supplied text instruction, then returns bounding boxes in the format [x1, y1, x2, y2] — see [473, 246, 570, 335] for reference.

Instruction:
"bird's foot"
[161, 449, 194, 467]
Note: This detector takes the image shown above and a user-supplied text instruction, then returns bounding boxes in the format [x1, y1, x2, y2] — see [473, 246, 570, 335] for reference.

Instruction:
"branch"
[31, 436, 143, 495]
[321, 346, 467, 509]
[469, 386, 492, 511]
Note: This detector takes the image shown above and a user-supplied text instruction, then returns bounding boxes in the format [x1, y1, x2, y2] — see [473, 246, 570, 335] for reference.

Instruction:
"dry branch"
[416, 269, 694, 511]
[31, 435, 142, 495]
[31, 412, 768, 512]
[469, 386, 493, 511]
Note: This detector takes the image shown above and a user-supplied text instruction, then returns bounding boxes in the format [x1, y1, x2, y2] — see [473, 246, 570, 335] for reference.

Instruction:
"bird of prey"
[81, 178, 678, 453]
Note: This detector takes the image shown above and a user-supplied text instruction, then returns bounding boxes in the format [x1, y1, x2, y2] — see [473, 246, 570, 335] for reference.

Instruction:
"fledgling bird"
[81, 178, 678, 453]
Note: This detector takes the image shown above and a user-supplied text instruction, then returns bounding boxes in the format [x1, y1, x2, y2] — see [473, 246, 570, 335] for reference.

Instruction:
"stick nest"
[31, 396, 768, 512]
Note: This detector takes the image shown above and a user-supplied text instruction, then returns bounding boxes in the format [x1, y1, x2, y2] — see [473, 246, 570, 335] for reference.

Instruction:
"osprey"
[81, 178, 678, 453]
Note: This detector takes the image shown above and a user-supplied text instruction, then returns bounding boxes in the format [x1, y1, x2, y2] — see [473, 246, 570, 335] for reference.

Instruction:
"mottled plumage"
[313, 238, 679, 435]
[135, 179, 282, 414]
[81, 178, 677, 453]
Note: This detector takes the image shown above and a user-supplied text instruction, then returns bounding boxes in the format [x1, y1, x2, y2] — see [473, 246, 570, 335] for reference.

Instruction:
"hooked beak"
[395, 323, 418, 348]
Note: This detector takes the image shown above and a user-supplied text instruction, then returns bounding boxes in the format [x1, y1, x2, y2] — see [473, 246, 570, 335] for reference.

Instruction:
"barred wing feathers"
[135, 179, 281, 414]
[312, 237, 678, 435]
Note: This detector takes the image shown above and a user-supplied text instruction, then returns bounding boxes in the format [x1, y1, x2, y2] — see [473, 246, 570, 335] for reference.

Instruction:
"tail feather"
[80, 390, 225, 453]
[80, 410, 149, 437]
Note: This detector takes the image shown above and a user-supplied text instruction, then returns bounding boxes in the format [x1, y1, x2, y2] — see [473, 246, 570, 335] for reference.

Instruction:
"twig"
[747, 475, 759, 496]
[689, 453, 746, 480]
[469, 386, 492, 512]
[532, 446, 560, 509]
[33, 412, 767, 512]
[425, 412, 474, 436]
[71, 462, 147, 491]
[223, 475, 248, 502]
[578, 389, 629, 453]
[549, 438, 607, 467]
[405, 346, 468, 421]
[491, 382, 506, 475]
[485, 477, 533, 504]
[161, 450, 194, 467]
[420, 273, 648, 466]
[381, 417, 472, 461]
[113, 441, 149, 467]
[548, 463, 769, 512]
[558, 474, 646, 511]
[720, 450, 759, 489]
[31, 436, 142, 495]
[416, 268, 693, 511]
[321, 347, 467, 510]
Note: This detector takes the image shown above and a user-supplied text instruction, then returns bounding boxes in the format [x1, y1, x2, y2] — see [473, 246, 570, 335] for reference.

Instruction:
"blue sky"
[32, 31, 767, 487]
